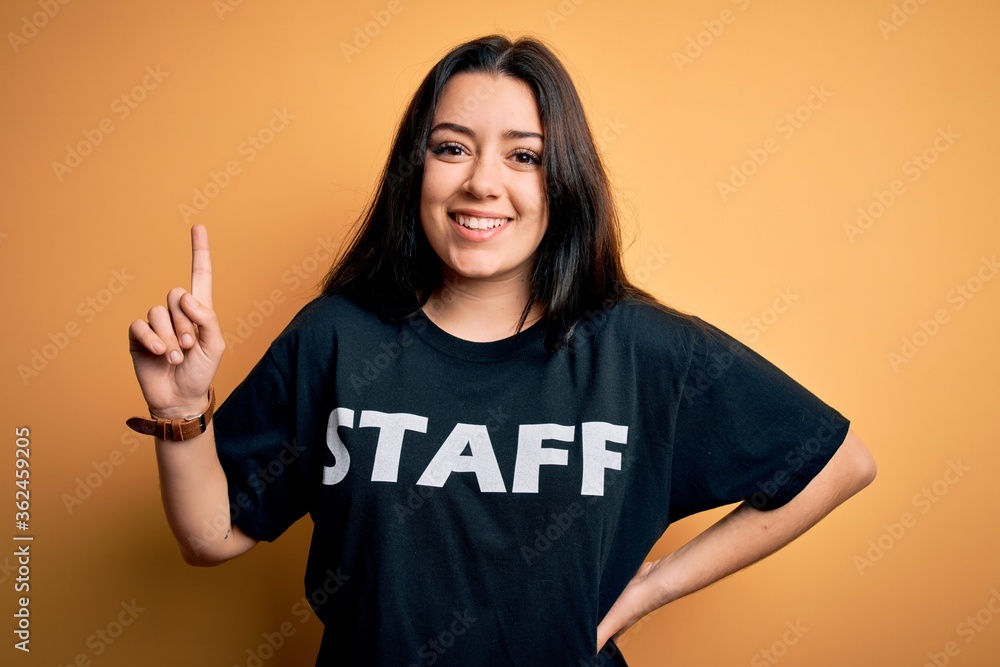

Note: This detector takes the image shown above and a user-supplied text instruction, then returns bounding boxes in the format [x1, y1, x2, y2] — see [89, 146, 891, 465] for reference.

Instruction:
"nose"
[463, 154, 503, 199]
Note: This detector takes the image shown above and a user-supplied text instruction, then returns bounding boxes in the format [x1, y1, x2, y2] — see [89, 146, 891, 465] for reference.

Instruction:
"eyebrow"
[429, 122, 543, 141]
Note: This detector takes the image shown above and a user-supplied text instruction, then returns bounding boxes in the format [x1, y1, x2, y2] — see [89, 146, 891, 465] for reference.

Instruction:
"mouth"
[449, 212, 512, 230]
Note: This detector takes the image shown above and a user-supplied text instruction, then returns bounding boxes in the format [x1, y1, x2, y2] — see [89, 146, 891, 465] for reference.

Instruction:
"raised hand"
[128, 224, 225, 418]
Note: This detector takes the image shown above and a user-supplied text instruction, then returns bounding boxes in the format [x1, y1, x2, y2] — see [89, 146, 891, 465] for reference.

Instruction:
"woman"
[128, 35, 876, 666]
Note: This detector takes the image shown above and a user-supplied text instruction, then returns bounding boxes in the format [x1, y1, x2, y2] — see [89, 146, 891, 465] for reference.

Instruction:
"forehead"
[433, 72, 542, 131]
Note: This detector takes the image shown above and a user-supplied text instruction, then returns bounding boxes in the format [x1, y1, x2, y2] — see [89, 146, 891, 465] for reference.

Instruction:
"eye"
[510, 149, 542, 166]
[430, 142, 468, 158]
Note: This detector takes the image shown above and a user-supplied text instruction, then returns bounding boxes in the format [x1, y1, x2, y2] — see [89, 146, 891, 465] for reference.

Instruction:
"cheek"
[421, 160, 462, 200]
[419, 165, 448, 228]
[419, 165, 438, 207]
[512, 177, 548, 221]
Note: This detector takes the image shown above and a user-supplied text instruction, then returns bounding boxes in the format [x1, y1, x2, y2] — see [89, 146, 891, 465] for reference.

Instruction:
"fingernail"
[152, 341, 165, 354]
[169, 350, 183, 364]
[181, 334, 194, 347]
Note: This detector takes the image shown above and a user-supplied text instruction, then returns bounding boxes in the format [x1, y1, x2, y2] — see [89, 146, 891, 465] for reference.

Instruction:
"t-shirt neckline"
[407, 308, 546, 362]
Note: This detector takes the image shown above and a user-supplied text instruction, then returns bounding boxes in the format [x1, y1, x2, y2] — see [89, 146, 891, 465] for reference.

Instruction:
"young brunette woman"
[128, 35, 876, 666]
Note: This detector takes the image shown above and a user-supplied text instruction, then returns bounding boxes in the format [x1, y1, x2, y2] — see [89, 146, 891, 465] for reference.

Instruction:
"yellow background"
[2, 0, 998, 665]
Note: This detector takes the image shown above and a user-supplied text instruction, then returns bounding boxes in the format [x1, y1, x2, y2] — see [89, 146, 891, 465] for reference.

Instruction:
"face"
[419, 72, 548, 288]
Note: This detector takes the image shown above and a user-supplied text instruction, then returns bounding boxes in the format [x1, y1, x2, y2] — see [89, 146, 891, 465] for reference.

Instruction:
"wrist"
[150, 400, 211, 420]
[644, 556, 682, 608]
[127, 385, 216, 442]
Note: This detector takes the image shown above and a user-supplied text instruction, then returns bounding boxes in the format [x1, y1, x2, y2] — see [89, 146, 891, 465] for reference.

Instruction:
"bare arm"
[153, 422, 258, 566]
[597, 427, 876, 650]
[128, 225, 258, 566]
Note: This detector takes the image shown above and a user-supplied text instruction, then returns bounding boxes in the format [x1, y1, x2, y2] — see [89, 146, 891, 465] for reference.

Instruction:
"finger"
[128, 319, 166, 356]
[179, 292, 224, 355]
[190, 224, 213, 311]
[167, 287, 197, 349]
[147, 305, 184, 365]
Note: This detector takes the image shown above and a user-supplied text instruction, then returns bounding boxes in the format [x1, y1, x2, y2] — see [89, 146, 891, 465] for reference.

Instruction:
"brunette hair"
[321, 34, 658, 350]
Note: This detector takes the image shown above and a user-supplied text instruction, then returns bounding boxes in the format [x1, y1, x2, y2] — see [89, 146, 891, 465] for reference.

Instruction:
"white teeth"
[454, 214, 509, 230]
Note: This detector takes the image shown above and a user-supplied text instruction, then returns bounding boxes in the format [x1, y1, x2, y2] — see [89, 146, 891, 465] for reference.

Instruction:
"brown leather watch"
[126, 385, 216, 441]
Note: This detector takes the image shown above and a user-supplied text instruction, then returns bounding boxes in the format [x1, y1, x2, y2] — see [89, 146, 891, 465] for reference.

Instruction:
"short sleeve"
[213, 338, 308, 542]
[667, 319, 850, 522]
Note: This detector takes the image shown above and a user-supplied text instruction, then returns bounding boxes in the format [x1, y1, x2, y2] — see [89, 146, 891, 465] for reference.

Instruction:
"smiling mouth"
[450, 213, 512, 230]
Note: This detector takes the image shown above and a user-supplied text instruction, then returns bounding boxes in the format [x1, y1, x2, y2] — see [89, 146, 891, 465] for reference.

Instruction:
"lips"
[450, 212, 512, 230]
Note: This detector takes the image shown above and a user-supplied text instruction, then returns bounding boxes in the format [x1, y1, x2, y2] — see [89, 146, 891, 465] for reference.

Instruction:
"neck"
[422, 270, 543, 342]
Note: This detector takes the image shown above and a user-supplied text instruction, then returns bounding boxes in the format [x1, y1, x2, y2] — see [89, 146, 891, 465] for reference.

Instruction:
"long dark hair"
[321, 34, 657, 350]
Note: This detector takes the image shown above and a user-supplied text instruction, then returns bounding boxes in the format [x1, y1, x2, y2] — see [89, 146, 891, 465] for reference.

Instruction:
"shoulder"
[554, 297, 702, 376]
[576, 296, 754, 379]
[283, 293, 377, 328]
[592, 296, 708, 348]
[270, 294, 389, 351]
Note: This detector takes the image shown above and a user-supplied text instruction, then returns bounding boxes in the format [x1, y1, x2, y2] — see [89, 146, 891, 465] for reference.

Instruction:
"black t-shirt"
[213, 295, 849, 666]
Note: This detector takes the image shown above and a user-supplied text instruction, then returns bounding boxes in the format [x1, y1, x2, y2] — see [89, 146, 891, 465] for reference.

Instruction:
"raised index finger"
[190, 224, 213, 310]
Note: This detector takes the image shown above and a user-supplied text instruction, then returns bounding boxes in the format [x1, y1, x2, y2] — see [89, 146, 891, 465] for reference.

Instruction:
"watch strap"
[126, 385, 216, 441]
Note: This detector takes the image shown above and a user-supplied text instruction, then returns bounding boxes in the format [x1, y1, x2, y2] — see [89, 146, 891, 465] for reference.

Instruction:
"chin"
[449, 264, 506, 280]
